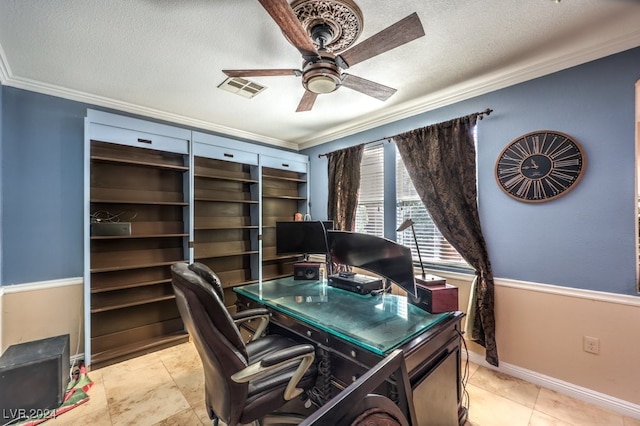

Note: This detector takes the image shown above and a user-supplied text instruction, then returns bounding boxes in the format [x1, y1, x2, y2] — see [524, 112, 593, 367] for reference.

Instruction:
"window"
[396, 147, 468, 268]
[355, 144, 384, 237]
[355, 143, 469, 269]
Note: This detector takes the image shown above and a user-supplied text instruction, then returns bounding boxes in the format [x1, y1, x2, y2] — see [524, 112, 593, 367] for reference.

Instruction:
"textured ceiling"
[1, 0, 640, 150]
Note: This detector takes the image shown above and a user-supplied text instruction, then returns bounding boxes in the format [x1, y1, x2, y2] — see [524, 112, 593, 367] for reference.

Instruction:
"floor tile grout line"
[95, 370, 115, 426]
[159, 351, 208, 424]
[467, 366, 541, 414]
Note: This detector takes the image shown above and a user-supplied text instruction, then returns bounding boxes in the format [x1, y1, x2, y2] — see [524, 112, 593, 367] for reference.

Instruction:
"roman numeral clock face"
[495, 131, 586, 202]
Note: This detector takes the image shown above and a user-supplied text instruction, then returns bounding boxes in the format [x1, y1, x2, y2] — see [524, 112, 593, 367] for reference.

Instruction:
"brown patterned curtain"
[326, 144, 364, 231]
[394, 115, 498, 366]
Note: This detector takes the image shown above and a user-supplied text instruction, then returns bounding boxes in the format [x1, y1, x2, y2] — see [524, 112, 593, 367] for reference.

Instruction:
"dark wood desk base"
[236, 295, 467, 425]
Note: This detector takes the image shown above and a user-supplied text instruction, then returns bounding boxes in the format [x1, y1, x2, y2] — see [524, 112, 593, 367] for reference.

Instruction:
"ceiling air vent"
[218, 77, 266, 99]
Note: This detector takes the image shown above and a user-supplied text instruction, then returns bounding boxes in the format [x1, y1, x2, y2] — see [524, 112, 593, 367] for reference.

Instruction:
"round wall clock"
[495, 130, 586, 203]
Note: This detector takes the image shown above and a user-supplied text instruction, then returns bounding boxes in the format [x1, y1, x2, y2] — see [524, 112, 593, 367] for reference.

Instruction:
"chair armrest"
[232, 308, 270, 341]
[260, 344, 315, 367]
[230, 343, 316, 400]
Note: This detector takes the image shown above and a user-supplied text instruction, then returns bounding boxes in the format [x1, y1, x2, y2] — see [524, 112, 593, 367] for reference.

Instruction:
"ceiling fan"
[222, 0, 425, 112]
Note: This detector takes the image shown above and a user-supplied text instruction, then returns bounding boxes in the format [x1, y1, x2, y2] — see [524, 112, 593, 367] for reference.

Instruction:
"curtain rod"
[317, 108, 493, 158]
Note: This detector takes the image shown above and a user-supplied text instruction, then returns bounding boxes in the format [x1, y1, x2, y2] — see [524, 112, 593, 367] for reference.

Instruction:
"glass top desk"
[234, 277, 466, 425]
[234, 277, 452, 356]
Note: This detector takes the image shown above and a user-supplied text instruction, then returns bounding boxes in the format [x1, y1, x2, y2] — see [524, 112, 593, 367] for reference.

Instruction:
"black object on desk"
[294, 262, 322, 280]
[328, 273, 383, 294]
[326, 230, 416, 296]
[276, 221, 334, 258]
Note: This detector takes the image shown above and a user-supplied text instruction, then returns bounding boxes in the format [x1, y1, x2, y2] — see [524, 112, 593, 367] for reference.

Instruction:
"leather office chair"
[188, 262, 269, 340]
[171, 262, 318, 426]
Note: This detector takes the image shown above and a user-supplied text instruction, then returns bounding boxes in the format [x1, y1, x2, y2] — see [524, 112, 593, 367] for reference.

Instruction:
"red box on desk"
[414, 277, 458, 313]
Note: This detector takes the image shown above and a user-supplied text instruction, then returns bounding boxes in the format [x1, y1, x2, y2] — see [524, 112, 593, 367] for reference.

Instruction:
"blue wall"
[1, 48, 639, 294]
[0, 88, 300, 285]
[1, 88, 87, 284]
[302, 47, 640, 295]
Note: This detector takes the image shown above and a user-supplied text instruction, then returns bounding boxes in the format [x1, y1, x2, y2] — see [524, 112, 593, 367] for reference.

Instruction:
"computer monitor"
[275, 221, 334, 256]
[326, 231, 417, 297]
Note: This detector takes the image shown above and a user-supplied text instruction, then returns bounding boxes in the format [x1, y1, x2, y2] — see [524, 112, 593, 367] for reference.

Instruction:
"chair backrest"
[171, 262, 248, 425]
[188, 262, 225, 302]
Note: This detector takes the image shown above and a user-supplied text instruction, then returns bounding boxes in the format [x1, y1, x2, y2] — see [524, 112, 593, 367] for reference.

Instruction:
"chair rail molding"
[495, 276, 640, 307]
[1, 277, 83, 294]
[426, 266, 640, 307]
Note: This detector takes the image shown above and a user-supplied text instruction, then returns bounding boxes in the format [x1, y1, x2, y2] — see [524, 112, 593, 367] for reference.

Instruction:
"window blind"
[355, 144, 384, 237]
[354, 143, 469, 269]
[395, 147, 468, 268]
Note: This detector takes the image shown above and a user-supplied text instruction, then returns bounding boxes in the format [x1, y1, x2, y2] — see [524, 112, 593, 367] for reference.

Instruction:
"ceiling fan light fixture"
[307, 75, 338, 94]
[302, 58, 342, 94]
[227, 2, 424, 111]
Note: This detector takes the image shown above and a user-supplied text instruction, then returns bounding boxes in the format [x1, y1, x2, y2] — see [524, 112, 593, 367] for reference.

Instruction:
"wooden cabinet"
[84, 111, 309, 367]
[192, 143, 260, 313]
[85, 113, 192, 369]
[261, 157, 309, 280]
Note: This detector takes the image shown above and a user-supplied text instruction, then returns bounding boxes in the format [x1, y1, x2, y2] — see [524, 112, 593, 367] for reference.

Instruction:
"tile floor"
[46, 341, 640, 426]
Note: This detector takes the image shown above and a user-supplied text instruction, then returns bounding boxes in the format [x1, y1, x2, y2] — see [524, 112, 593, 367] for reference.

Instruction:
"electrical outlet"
[583, 336, 600, 354]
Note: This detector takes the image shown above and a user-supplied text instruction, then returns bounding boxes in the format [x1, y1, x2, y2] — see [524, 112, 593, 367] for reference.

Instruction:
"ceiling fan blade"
[223, 69, 301, 77]
[337, 12, 425, 69]
[296, 90, 318, 112]
[257, 0, 319, 59]
[341, 74, 397, 101]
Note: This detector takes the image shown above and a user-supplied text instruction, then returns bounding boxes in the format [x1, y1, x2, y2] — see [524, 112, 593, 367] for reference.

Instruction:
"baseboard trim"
[466, 350, 640, 419]
[70, 353, 85, 365]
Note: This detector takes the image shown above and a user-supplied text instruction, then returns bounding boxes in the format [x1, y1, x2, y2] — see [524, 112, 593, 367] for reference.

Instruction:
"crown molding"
[2, 28, 639, 150]
[0, 68, 299, 151]
[298, 30, 640, 149]
[0, 42, 10, 84]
